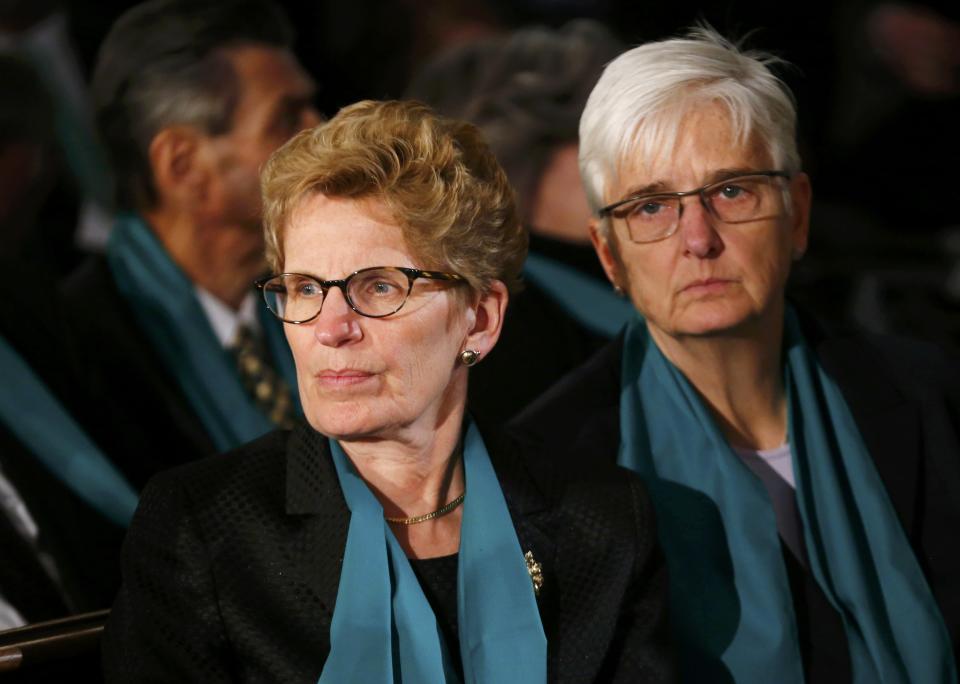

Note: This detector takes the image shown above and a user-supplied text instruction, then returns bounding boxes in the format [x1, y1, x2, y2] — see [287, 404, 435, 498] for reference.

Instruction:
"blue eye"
[297, 281, 321, 297]
[719, 184, 744, 199]
[627, 199, 672, 220]
[369, 280, 400, 297]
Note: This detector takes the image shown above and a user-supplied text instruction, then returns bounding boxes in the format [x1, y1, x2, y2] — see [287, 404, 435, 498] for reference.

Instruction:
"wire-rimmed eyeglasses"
[255, 266, 466, 323]
[597, 171, 792, 244]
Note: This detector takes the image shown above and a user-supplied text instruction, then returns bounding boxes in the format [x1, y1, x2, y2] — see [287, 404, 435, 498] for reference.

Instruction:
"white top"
[733, 443, 809, 565]
[194, 288, 259, 348]
[734, 443, 795, 488]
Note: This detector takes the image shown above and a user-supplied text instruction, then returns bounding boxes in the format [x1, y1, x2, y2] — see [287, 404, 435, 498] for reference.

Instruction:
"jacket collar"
[285, 422, 345, 515]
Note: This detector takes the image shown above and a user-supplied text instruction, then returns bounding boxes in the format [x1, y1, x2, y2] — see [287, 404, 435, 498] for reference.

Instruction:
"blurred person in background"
[808, 1, 960, 348]
[102, 100, 673, 683]
[0, 276, 129, 632]
[515, 27, 960, 682]
[407, 21, 634, 422]
[61, 0, 321, 489]
[0, 54, 58, 267]
[0, 0, 115, 276]
[0, 53, 131, 633]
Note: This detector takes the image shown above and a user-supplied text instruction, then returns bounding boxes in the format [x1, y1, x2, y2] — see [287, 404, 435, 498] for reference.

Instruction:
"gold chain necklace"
[385, 492, 465, 525]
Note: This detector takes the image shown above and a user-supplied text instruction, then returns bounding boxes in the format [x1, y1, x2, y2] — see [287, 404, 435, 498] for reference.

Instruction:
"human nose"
[677, 195, 724, 258]
[312, 286, 361, 348]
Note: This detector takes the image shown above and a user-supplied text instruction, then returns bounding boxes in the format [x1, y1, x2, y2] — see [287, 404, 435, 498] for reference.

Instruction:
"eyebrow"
[616, 167, 765, 201]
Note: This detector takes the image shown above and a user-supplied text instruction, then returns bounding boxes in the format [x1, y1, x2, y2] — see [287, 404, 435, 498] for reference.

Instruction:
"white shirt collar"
[194, 287, 259, 348]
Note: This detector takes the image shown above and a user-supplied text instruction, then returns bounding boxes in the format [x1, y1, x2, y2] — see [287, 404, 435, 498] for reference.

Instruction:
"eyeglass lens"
[262, 268, 412, 321]
[617, 175, 785, 243]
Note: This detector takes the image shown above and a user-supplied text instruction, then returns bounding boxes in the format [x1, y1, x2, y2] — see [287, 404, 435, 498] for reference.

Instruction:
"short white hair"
[579, 26, 800, 218]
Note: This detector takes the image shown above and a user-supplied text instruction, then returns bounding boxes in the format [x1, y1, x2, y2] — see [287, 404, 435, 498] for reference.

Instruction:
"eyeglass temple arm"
[415, 270, 465, 282]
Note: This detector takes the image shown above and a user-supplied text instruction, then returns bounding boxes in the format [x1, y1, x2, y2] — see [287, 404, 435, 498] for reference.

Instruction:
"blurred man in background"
[63, 0, 320, 488]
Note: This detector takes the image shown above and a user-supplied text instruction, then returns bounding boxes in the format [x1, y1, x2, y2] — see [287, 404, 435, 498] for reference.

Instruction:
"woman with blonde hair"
[102, 100, 674, 683]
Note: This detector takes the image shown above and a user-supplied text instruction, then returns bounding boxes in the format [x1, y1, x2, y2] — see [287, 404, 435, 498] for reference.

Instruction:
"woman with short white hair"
[516, 27, 960, 683]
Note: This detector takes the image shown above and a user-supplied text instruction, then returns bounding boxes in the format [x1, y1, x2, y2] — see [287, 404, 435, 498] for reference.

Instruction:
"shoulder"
[136, 428, 292, 528]
[811, 325, 960, 407]
[484, 417, 653, 553]
[481, 420, 668, 680]
[509, 334, 624, 465]
[59, 255, 132, 339]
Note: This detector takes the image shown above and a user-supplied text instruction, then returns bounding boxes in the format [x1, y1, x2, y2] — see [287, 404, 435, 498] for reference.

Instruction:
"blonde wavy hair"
[261, 99, 526, 294]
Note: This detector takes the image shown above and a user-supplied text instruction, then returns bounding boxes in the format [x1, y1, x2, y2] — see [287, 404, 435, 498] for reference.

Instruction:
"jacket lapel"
[813, 333, 921, 535]
[481, 423, 561, 658]
[284, 424, 350, 653]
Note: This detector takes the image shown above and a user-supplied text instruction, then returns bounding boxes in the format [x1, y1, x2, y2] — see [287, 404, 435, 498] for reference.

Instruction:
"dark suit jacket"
[61, 256, 222, 488]
[102, 422, 676, 683]
[511, 322, 960, 682]
[0, 262, 124, 621]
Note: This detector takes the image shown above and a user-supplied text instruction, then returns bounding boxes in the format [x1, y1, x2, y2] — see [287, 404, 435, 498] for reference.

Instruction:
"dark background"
[9, 0, 960, 347]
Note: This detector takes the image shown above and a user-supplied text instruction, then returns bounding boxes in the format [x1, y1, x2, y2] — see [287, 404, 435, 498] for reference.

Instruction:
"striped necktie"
[230, 324, 296, 429]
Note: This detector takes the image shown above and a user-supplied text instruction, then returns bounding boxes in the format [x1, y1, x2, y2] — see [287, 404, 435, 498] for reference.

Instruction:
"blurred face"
[281, 194, 475, 441]
[528, 143, 593, 245]
[206, 44, 321, 231]
[592, 103, 810, 344]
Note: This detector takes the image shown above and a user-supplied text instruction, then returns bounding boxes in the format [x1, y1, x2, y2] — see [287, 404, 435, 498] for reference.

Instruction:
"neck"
[339, 389, 467, 558]
[649, 310, 787, 451]
[142, 208, 266, 310]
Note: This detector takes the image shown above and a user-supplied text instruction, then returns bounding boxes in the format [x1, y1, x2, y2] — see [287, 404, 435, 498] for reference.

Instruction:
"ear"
[788, 172, 812, 259]
[589, 218, 625, 290]
[147, 126, 209, 210]
[462, 280, 509, 361]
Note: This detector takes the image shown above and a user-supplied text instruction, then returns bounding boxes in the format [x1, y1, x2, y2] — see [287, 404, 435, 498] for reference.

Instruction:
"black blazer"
[511, 322, 960, 682]
[61, 256, 222, 488]
[101, 422, 676, 683]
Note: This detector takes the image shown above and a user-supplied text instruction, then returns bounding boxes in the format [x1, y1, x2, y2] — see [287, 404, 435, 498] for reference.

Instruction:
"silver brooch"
[525, 551, 543, 597]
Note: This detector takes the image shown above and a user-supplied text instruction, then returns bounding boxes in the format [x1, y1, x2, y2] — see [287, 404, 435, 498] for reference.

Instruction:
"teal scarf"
[523, 252, 634, 338]
[0, 335, 136, 526]
[620, 308, 956, 683]
[320, 420, 547, 683]
[107, 214, 300, 452]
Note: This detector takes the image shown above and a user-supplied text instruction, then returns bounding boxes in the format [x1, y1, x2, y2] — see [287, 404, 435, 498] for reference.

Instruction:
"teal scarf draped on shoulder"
[320, 419, 547, 683]
[523, 251, 634, 338]
[107, 214, 299, 452]
[0, 335, 136, 526]
[619, 308, 956, 683]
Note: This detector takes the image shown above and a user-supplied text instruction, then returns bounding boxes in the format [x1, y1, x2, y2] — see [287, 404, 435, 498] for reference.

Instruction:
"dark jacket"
[61, 256, 222, 488]
[102, 421, 676, 683]
[0, 261, 124, 621]
[511, 323, 960, 682]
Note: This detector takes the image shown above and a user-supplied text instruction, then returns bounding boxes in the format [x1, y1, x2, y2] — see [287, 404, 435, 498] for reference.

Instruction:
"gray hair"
[92, 0, 293, 211]
[407, 20, 622, 218]
[579, 26, 800, 221]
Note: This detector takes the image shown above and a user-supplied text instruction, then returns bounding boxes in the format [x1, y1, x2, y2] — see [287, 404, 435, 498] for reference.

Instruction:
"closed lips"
[680, 278, 735, 292]
[315, 370, 375, 385]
